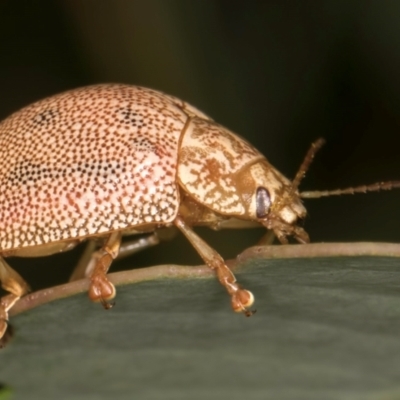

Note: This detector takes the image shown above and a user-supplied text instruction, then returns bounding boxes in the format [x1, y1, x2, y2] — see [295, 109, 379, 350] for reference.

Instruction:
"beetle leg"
[0, 257, 30, 340]
[87, 232, 122, 309]
[69, 240, 98, 282]
[117, 233, 160, 261]
[70, 232, 163, 282]
[257, 230, 276, 245]
[116, 227, 177, 260]
[174, 216, 255, 316]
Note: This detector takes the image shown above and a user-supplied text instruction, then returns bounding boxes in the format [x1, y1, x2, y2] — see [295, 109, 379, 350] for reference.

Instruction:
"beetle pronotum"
[0, 84, 398, 343]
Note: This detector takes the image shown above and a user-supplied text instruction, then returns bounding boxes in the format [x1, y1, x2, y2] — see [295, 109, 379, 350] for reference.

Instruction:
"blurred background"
[1, 0, 400, 289]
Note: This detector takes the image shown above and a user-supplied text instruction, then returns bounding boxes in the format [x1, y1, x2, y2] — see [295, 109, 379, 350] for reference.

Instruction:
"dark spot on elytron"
[32, 109, 58, 126]
[7, 161, 127, 185]
[131, 137, 158, 153]
[118, 107, 144, 128]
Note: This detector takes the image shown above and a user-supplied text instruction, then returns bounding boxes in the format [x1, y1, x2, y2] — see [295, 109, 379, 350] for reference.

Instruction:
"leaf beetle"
[0, 84, 398, 342]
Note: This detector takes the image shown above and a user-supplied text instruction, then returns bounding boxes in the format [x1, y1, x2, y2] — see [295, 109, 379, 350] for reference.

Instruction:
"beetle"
[0, 84, 399, 342]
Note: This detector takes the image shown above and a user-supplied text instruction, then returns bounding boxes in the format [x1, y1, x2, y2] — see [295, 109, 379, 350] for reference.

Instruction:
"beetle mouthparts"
[261, 218, 310, 245]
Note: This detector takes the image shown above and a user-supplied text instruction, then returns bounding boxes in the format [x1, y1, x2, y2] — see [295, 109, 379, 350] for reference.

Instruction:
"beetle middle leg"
[69, 231, 169, 282]
[85, 232, 122, 308]
[0, 257, 30, 340]
[174, 215, 254, 316]
[257, 230, 275, 246]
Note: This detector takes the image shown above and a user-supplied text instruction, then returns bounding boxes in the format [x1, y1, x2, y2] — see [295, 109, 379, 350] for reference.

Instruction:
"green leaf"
[2, 243, 400, 400]
[0, 385, 12, 400]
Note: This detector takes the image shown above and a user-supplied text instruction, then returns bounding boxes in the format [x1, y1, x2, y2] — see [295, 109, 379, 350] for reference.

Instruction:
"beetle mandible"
[0, 84, 399, 342]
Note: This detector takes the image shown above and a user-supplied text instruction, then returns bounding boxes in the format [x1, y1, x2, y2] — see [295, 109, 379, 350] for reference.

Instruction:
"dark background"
[1, 0, 400, 289]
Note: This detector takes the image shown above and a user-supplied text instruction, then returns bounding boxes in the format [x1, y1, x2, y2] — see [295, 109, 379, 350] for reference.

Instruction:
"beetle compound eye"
[256, 187, 271, 219]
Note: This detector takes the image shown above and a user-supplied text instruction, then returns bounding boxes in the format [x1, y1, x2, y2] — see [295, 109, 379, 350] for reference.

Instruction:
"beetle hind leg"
[174, 216, 255, 316]
[0, 257, 30, 341]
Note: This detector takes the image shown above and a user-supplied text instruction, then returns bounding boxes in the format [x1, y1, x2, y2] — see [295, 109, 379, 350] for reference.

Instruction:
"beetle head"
[178, 118, 313, 244]
[179, 125, 400, 244]
[235, 159, 309, 244]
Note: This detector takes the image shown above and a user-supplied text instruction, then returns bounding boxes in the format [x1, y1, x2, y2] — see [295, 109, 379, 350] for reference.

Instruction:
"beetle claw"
[244, 309, 256, 317]
[100, 298, 115, 310]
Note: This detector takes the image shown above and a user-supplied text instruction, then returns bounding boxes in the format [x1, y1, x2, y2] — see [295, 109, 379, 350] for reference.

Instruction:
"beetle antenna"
[292, 137, 326, 190]
[300, 180, 400, 199]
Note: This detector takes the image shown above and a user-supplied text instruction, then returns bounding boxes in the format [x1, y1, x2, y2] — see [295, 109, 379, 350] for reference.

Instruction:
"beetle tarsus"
[231, 288, 255, 315]
[87, 233, 121, 307]
[89, 274, 116, 303]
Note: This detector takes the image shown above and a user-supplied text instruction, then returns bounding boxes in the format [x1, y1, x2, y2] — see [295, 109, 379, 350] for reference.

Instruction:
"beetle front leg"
[87, 232, 122, 309]
[257, 230, 276, 246]
[174, 216, 254, 316]
[0, 257, 30, 342]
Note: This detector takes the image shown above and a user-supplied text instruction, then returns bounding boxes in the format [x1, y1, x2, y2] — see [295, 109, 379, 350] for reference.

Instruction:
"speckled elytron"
[0, 84, 399, 344]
